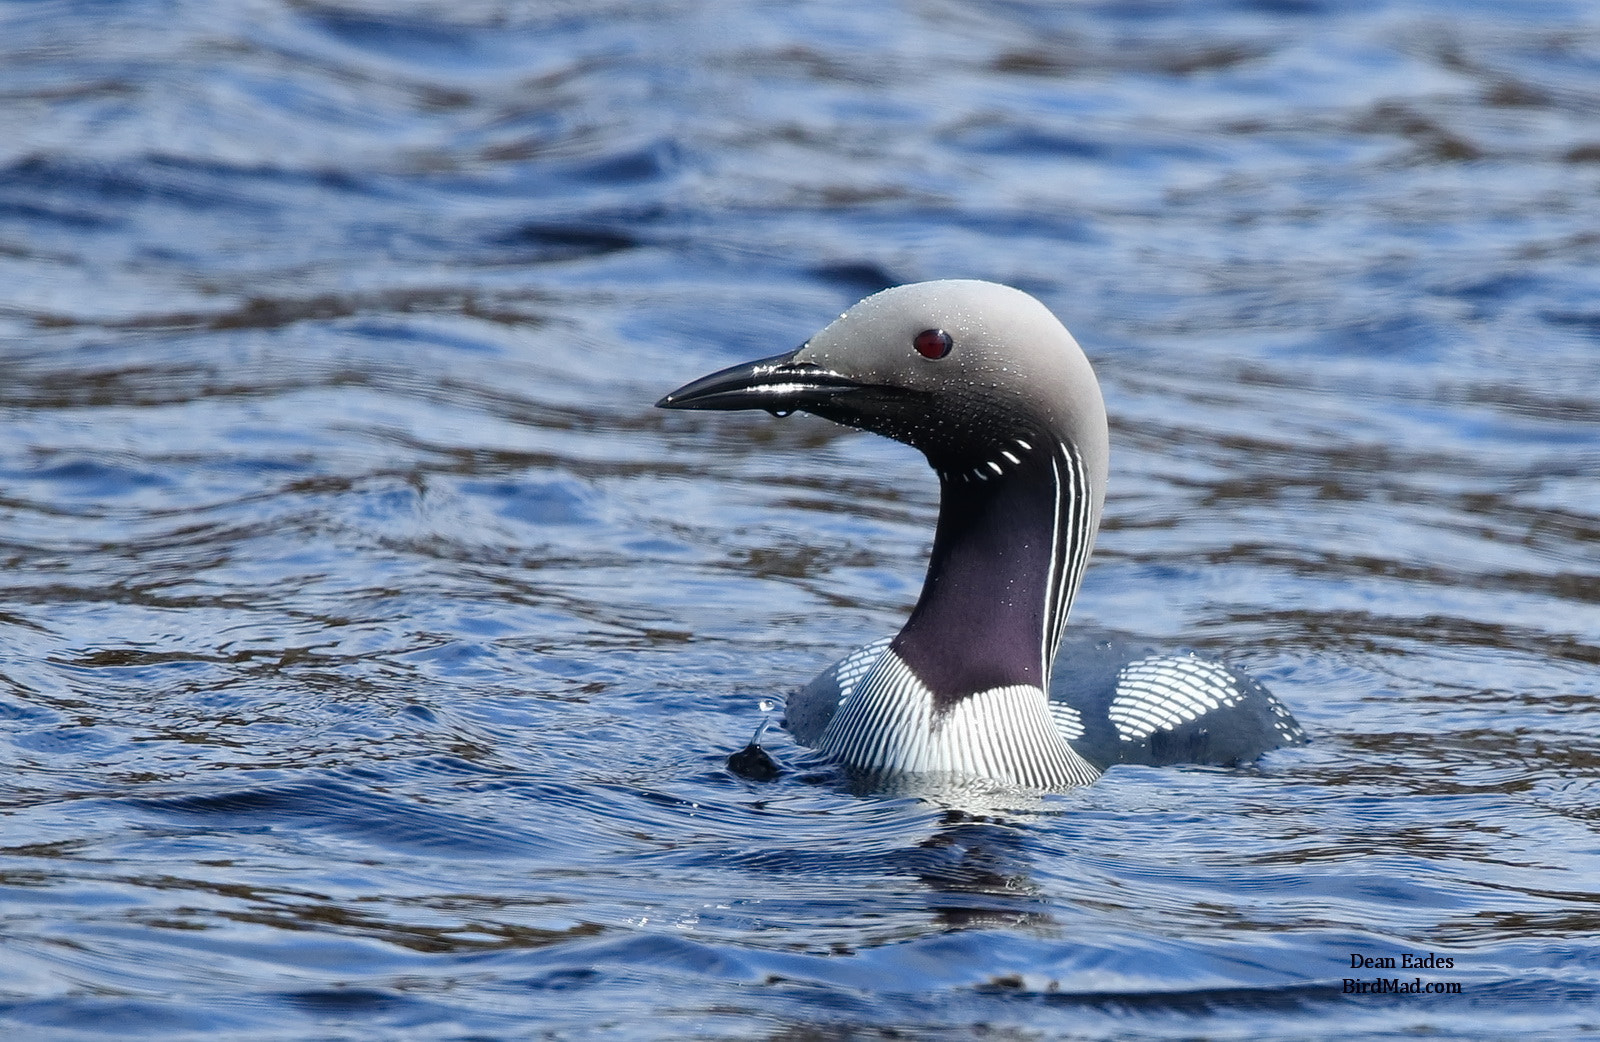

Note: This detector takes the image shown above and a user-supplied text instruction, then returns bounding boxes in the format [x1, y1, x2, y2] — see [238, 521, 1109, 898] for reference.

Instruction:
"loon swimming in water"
[658, 280, 1305, 790]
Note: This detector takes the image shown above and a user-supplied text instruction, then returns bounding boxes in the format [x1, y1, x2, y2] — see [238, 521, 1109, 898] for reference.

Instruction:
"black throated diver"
[658, 280, 1306, 790]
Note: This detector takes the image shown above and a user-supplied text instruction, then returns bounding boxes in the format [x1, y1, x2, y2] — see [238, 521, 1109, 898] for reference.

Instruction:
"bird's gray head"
[659, 280, 1109, 507]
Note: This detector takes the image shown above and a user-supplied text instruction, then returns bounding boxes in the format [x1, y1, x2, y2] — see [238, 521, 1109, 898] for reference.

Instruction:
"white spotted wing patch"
[1048, 701, 1085, 741]
[1109, 655, 1241, 741]
[1266, 693, 1307, 742]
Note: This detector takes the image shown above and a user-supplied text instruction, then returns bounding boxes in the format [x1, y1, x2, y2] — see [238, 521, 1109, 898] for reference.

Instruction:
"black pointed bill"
[655, 349, 862, 414]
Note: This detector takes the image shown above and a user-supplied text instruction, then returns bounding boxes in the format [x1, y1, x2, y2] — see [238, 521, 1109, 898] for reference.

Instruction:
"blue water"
[2, 1, 1598, 1038]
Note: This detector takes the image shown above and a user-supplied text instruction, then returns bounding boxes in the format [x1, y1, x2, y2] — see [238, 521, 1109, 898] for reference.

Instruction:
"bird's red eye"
[913, 328, 953, 359]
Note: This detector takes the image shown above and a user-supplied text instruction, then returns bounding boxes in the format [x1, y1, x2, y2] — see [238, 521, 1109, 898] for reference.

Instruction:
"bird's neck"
[891, 437, 1096, 709]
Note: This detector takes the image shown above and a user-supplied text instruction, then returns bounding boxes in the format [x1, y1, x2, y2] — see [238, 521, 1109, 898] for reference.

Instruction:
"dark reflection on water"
[2, 0, 1599, 1038]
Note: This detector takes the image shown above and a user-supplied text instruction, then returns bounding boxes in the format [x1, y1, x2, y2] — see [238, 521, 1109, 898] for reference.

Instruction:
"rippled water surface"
[3, 1, 1598, 1038]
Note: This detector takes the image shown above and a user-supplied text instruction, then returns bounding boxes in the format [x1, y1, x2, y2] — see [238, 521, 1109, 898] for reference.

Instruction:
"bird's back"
[785, 634, 1306, 774]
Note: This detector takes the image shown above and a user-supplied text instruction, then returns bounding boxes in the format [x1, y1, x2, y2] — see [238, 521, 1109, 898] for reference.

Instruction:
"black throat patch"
[891, 441, 1087, 711]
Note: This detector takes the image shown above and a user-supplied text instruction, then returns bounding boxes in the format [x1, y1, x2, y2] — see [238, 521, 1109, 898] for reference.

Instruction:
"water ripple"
[1, 0, 1598, 1038]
